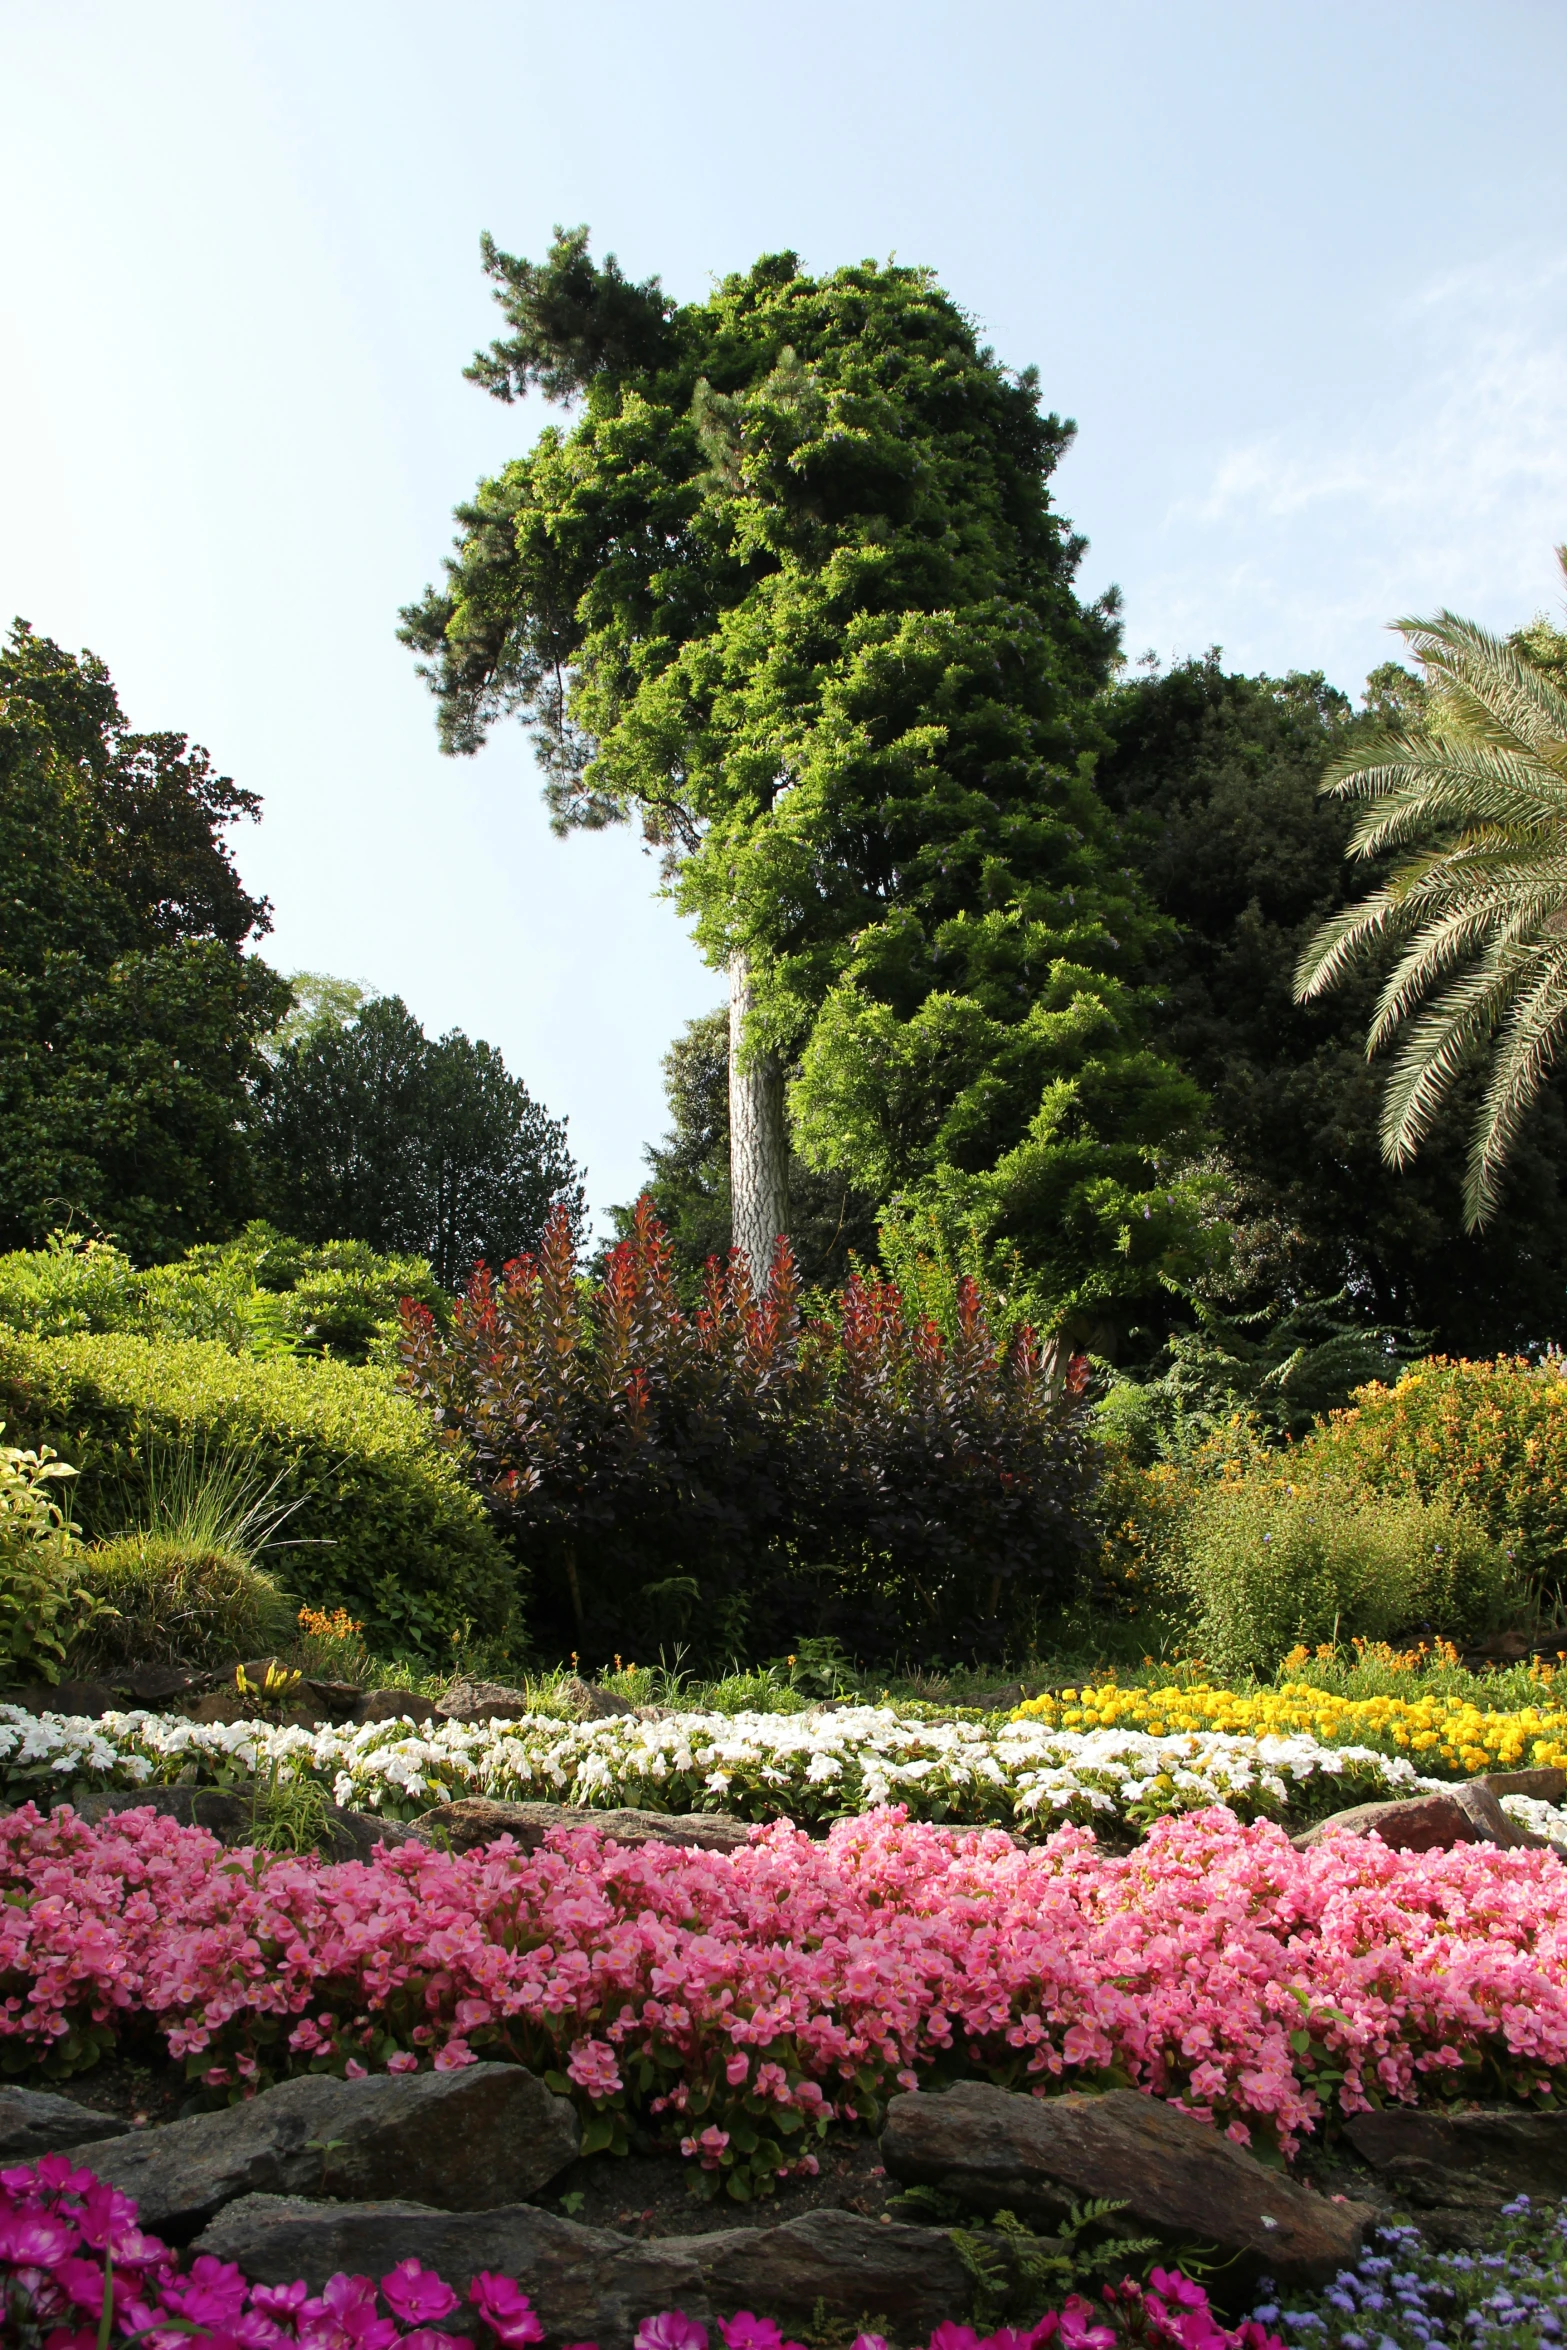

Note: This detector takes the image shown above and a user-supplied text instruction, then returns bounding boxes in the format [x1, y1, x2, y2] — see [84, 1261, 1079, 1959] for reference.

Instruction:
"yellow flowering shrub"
[1309, 1355, 1567, 1588]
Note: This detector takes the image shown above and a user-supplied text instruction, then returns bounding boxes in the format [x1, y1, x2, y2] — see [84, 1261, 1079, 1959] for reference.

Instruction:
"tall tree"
[0, 620, 289, 1259]
[401, 228, 1119, 1275]
[1296, 561, 1567, 1229]
[1096, 649, 1567, 1354]
[255, 990, 585, 1285]
[610, 1005, 879, 1289]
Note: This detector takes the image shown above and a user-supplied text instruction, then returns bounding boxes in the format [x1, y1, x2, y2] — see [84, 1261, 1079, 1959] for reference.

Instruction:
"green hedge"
[0, 1331, 517, 1658]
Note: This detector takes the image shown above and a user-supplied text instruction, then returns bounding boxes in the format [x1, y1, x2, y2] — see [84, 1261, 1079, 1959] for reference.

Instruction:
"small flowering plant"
[0, 2155, 1285, 2350]
[1257, 2197, 1567, 2348]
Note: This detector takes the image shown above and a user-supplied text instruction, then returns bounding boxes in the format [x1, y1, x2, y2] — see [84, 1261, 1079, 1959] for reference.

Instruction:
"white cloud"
[1132, 248, 1567, 687]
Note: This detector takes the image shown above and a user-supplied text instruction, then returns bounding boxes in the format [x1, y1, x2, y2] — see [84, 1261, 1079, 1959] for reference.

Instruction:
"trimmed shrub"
[0, 1225, 444, 1365]
[72, 1535, 293, 1672]
[0, 1331, 516, 1658]
[1311, 1356, 1567, 1594]
[1179, 1465, 1515, 1680]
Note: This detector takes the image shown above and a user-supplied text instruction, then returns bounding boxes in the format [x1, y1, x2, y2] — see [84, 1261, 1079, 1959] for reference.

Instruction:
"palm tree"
[1295, 550, 1567, 1229]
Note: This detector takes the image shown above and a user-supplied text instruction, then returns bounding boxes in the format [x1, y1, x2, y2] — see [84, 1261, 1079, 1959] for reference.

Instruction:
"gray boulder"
[68, 1786, 425, 1863]
[353, 1689, 441, 1726]
[1292, 1782, 1546, 1854]
[413, 1796, 751, 1856]
[881, 2081, 1369, 2290]
[195, 2197, 707, 2349]
[0, 2086, 133, 2162]
[71, 2062, 578, 2234]
[685, 2207, 969, 2335]
[1345, 2107, 1567, 2203]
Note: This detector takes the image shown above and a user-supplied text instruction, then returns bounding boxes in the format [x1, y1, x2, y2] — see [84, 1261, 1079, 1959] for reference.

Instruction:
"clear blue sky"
[4, 1, 1564, 1226]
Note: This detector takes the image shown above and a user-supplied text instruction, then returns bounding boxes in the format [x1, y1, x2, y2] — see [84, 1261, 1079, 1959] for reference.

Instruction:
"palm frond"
[1394, 608, 1567, 762]
[1465, 952, 1567, 1225]
[1366, 890, 1556, 1051]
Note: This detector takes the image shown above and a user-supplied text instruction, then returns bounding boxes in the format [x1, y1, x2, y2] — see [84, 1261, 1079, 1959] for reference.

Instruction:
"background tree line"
[0, 619, 584, 1279]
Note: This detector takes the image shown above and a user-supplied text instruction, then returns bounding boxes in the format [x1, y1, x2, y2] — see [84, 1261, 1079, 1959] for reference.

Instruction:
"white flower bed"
[1502, 1791, 1567, 1848]
[0, 1701, 1444, 1836]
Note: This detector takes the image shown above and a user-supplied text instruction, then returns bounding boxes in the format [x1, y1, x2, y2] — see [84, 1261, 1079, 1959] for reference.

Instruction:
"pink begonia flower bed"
[0, 2154, 1284, 2350]
[3, 1802, 1566, 2188]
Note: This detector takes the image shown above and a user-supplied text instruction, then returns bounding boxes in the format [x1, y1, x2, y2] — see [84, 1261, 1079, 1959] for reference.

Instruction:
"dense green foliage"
[0, 621, 291, 1259]
[404, 229, 1212, 1347]
[0, 1330, 517, 1656]
[254, 992, 585, 1287]
[0, 1225, 443, 1365]
[401, 1199, 1094, 1668]
[1295, 573, 1567, 1227]
[1178, 1460, 1512, 1679]
[1096, 654, 1567, 1356]
[608, 1007, 878, 1288]
[0, 1431, 96, 1685]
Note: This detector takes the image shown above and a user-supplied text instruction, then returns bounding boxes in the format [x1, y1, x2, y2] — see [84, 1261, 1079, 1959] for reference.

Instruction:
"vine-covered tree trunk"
[728, 950, 788, 1278]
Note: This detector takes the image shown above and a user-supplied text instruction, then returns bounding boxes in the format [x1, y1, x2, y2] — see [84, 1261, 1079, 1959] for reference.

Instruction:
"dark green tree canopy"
[0, 620, 288, 1259]
[401, 226, 1119, 1054]
[1095, 651, 1567, 1354]
[255, 990, 586, 1286]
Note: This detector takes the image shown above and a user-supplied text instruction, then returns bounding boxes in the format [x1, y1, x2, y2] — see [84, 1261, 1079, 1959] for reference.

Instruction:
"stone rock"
[1291, 1783, 1546, 1854]
[75, 1787, 258, 1842]
[1345, 2107, 1567, 2203]
[67, 1786, 424, 1864]
[436, 1678, 535, 1725]
[1480, 1766, 1567, 1805]
[353, 1688, 440, 1726]
[412, 1795, 751, 1856]
[195, 2197, 708, 2349]
[8, 1678, 128, 1721]
[0, 2086, 134, 2161]
[71, 2062, 578, 2235]
[969, 1683, 1025, 1713]
[558, 1675, 637, 1721]
[881, 2082, 1369, 2290]
[685, 2207, 970, 2335]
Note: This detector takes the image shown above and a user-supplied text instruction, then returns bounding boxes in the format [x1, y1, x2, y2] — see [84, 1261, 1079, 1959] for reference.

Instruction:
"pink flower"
[566, 2039, 623, 2099]
[470, 2270, 545, 2345]
[385, 2051, 420, 2075]
[380, 2259, 461, 2326]
[635, 2314, 710, 2350]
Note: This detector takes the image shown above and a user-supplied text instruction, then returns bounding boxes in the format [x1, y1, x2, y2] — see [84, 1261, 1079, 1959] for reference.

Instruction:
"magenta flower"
[718, 2314, 785, 2350]
[636, 2313, 710, 2350]
[470, 2270, 545, 2344]
[0, 2204, 78, 2266]
[381, 2258, 461, 2326]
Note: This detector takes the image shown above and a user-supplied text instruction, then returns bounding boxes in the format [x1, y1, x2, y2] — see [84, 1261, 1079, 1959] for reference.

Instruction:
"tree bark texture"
[728, 951, 789, 1282]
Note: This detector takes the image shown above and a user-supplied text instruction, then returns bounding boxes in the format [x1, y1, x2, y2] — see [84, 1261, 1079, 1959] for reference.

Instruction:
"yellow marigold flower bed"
[1013, 1678, 1567, 1777]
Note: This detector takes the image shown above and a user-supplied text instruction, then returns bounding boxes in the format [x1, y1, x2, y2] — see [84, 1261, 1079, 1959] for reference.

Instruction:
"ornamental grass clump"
[69, 1535, 293, 1673]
